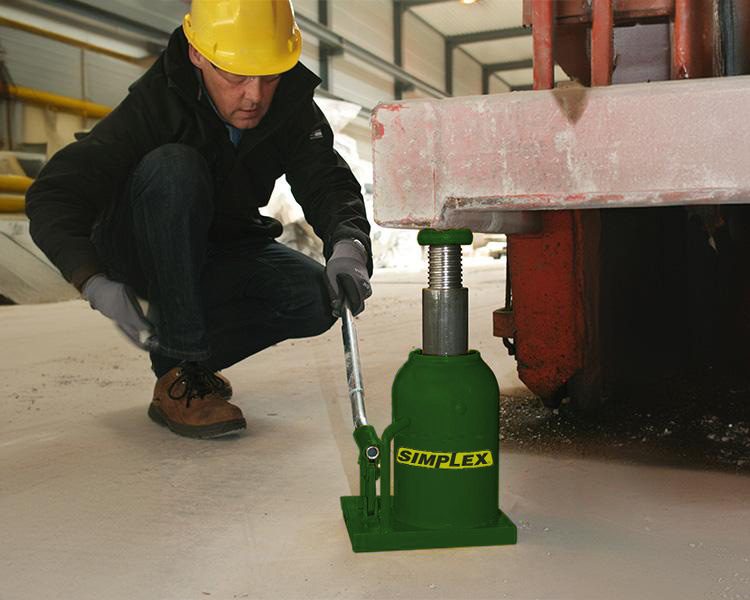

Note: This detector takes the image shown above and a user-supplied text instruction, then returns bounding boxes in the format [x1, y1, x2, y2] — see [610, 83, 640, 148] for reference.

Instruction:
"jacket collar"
[163, 26, 322, 144]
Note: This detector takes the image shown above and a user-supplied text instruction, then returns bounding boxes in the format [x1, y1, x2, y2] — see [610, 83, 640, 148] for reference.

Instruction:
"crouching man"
[25, 0, 372, 438]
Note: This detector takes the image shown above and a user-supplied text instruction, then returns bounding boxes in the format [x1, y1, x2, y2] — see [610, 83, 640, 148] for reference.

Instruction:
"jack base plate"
[340, 496, 517, 553]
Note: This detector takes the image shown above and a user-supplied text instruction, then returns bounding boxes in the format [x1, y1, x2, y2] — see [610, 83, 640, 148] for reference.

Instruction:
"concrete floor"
[2, 263, 749, 600]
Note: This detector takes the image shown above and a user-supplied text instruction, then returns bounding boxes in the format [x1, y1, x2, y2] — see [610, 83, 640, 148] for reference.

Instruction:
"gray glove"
[82, 274, 159, 351]
[325, 239, 372, 317]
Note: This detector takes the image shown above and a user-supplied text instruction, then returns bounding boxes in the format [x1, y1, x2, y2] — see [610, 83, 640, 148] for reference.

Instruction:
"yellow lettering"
[396, 448, 494, 469]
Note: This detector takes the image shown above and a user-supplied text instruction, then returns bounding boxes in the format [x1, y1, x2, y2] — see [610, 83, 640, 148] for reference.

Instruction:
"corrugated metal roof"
[461, 36, 533, 64]
[83, 52, 145, 107]
[0, 25, 82, 99]
[71, 0, 186, 34]
[409, 0, 548, 89]
[410, 0, 524, 36]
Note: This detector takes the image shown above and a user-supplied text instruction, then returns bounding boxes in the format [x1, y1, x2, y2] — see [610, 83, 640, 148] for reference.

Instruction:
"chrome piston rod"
[423, 245, 468, 356]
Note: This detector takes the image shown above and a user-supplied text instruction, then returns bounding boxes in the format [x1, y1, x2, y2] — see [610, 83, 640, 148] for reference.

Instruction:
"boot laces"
[167, 362, 219, 407]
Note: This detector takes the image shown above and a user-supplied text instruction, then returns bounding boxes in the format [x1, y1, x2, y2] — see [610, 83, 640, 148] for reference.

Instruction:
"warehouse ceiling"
[8, 0, 563, 97]
[411, 0, 532, 89]
[405, 0, 566, 90]
[413, 0, 524, 34]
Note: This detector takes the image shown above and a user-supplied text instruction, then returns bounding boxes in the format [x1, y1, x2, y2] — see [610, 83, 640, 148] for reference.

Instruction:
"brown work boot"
[148, 362, 246, 438]
[208, 371, 232, 400]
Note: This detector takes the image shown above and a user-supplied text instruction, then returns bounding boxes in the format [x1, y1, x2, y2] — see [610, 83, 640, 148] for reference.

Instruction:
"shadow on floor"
[500, 366, 750, 475]
[96, 404, 248, 445]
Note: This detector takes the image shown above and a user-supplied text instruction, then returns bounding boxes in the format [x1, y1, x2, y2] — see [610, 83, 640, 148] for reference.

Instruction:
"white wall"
[83, 52, 149, 108]
[331, 0, 392, 61]
[403, 11, 444, 93]
[453, 49, 482, 97]
[1, 25, 86, 101]
[292, 0, 318, 20]
[489, 75, 512, 94]
[326, 1, 393, 111]
[299, 24, 321, 77]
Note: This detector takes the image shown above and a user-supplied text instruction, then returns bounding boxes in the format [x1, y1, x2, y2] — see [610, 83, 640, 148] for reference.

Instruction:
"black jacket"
[26, 27, 371, 291]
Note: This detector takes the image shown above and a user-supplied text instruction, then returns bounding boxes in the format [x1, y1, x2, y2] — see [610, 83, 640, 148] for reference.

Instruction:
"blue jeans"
[92, 144, 336, 377]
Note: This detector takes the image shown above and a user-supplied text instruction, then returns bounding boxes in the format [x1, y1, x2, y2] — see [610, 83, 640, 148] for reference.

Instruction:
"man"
[25, 0, 372, 439]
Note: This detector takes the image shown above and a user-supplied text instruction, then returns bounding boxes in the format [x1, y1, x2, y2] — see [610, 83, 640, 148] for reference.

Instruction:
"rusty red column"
[532, 0, 555, 90]
[673, 0, 692, 79]
[591, 0, 614, 85]
[508, 0, 581, 405]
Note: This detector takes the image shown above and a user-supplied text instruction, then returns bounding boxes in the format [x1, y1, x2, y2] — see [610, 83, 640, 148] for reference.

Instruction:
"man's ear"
[187, 43, 205, 70]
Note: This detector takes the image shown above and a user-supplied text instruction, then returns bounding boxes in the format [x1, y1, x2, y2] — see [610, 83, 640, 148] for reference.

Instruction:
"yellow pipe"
[1, 84, 111, 119]
[0, 16, 145, 65]
[0, 194, 26, 213]
[0, 175, 33, 193]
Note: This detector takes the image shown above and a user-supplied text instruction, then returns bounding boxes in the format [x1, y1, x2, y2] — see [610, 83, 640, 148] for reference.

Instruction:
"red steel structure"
[506, 0, 750, 407]
[373, 0, 750, 408]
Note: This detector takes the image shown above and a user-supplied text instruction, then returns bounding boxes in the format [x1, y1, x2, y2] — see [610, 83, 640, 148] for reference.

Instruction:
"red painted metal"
[591, 0, 614, 85]
[493, 309, 516, 338]
[556, 25, 591, 86]
[522, 2, 581, 403]
[673, 0, 692, 79]
[507, 213, 583, 400]
[532, 0, 555, 90]
[524, 0, 674, 87]
[673, 0, 718, 80]
[523, 0, 673, 26]
[373, 0, 745, 407]
[572, 208, 604, 405]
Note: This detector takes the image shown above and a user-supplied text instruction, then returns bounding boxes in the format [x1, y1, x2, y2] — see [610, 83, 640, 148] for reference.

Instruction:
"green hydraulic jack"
[339, 228, 517, 552]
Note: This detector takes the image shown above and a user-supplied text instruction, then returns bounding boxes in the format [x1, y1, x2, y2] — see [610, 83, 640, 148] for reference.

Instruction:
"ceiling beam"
[296, 13, 447, 98]
[510, 83, 534, 91]
[446, 26, 531, 46]
[401, 0, 454, 6]
[484, 59, 533, 72]
[30, 0, 169, 47]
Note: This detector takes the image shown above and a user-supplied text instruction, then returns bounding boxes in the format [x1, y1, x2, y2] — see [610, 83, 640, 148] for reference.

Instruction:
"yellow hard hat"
[183, 0, 302, 76]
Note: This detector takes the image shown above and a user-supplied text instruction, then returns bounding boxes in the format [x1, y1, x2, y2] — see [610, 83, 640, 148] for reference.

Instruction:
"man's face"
[188, 44, 282, 129]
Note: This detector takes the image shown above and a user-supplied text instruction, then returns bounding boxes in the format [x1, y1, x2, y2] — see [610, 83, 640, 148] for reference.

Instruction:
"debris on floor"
[500, 366, 750, 473]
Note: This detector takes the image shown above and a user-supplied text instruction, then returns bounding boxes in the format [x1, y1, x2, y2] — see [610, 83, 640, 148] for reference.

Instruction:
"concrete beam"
[372, 76, 750, 229]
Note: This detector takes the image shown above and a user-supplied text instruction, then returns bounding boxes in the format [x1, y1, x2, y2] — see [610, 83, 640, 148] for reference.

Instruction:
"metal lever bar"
[341, 301, 368, 429]
[341, 298, 380, 509]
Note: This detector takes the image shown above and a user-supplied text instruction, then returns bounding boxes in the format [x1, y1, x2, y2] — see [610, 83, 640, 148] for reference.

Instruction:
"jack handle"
[341, 305, 411, 524]
[341, 301, 380, 459]
[341, 302, 381, 517]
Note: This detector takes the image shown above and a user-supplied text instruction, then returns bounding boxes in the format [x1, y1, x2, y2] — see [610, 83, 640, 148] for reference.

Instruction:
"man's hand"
[82, 274, 159, 351]
[325, 239, 372, 317]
